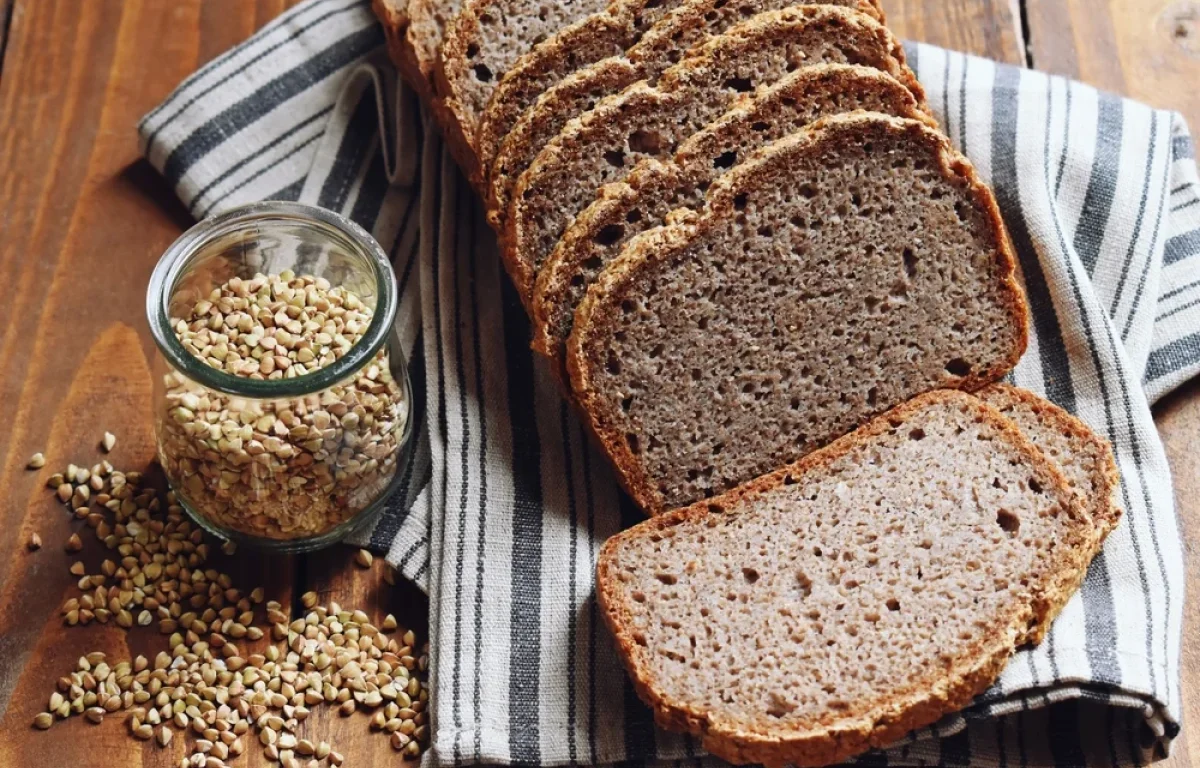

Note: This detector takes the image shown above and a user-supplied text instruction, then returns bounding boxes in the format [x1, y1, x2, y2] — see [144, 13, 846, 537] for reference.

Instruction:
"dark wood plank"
[0, 1, 419, 766]
[1026, 0, 1200, 137]
[884, 0, 1026, 64]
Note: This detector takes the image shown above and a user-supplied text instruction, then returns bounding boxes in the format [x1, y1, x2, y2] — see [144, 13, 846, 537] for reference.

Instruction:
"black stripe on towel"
[505, 275, 545, 765]
[319, 89, 382, 211]
[161, 24, 383, 186]
[1074, 93, 1124, 276]
[991, 65, 1076, 412]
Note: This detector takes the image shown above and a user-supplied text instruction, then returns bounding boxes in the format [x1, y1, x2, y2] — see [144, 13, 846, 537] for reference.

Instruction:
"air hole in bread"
[713, 151, 737, 169]
[867, 387, 879, 406]
[955, 201, 972, 222]
[724, 76, 753, 93]
[604, 150, 625, 168]
[631, 591, 645, 603]
[707, 503, 725, 514]
[751, 121, 769, 132]
[621, 395, 634, 413]
[1028, 477, 1044, 494]
[473, 64, 493, 83]
[765, 693, 796, 718]
[742, 567, 759, 584]
[606, 354, 622, 375]
[466, 43, 480, 58]
[908, 428, 926, 441]
[626, 208, 642, 224]
[758, 225, 774, 238]
[733, 193, 748, 211]
[887, 598, 901, 612]
[903, 247, 918, 277]
[628, 129, 668, 155]
[798, 183, 818, 200]
[582, 256, 604, 272]
[621, 299, 636, 314]
[594, 224, 624, 246]
[996, 509, 1021, 535]
[945, 358, 972, 377]
[655, 572, 677, 585]
[796, 571, 812, 597]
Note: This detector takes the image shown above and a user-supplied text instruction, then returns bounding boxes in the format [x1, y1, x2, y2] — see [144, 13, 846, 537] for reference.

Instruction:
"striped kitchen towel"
[138, 1, 1198, 766]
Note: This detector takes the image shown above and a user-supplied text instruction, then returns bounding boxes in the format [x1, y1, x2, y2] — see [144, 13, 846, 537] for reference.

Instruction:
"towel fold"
[139, 2, 1200, 765]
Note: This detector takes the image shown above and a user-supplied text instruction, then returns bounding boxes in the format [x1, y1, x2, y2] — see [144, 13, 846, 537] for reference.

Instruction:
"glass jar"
[146, 201, 413, 553]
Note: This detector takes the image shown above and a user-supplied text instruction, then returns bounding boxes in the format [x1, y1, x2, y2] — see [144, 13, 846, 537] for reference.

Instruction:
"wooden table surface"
[0, 1, 1196, 766]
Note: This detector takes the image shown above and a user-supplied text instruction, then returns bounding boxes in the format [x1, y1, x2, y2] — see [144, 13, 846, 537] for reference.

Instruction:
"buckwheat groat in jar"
[147, 202, 413, 552]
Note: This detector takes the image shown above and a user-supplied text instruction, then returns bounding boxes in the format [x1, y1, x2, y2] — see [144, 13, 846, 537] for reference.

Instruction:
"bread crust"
[529, 64, 935, 382]
[596, 390, 1096, 767]
[567, 114, 1031, 514]
[505, 6, 926, 307]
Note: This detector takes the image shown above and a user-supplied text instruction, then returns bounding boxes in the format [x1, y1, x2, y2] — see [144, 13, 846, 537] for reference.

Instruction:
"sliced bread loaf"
[978, 384, 1123, 545]
[597, 390, 1095, 767]
[504, 6, 920, 304]
[530, 64, 932, 376]
[434, 0, 613, 156]
[398, 0, 464, 101]
[474, 0, 688, 175]
[568, 113, 1029, 514]
[485, 0, 892, 229]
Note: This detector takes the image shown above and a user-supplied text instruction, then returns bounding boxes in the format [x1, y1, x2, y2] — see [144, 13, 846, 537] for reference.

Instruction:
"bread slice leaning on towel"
[978, 384, 1123, 551]
[597, 390, 1097, 767]
[476, 0, 885, 188]
[530, 63, 933, 377]
[568, 113, 1029, 514]
[486, 0, 893, 229]
[504, 5, 922, 304]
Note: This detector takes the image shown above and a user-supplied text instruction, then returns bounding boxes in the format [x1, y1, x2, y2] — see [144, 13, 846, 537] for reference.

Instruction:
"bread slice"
[530, 64, 932, 377]
[978, 384, 1123, 547]
[598, 390, 1096, 767]
[383, 0, 464, 102]
[568, 113, 1029, 514]
[474, 0, 689, 176]
[485, 0, 891, 230]
[433, 0, 614, 162]
[503, 6, 920, 304]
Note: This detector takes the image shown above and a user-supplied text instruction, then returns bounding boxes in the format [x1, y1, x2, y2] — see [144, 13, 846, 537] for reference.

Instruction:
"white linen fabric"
[139, 2, 1199, 765]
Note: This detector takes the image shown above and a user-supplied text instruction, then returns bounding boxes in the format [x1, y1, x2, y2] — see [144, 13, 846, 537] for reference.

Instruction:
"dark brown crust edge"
[596, 390, 1097, 768]
[567, 113, 1031, 515]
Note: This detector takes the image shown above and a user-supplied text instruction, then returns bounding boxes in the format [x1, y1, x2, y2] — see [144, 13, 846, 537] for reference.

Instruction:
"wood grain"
[1026, 0, 1200, 133]
[0, 0, 1194, 767]
[885, 0, 1026, 64]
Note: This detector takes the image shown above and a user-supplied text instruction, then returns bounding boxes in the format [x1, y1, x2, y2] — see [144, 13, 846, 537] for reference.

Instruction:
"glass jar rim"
[146, 201, 399, 399]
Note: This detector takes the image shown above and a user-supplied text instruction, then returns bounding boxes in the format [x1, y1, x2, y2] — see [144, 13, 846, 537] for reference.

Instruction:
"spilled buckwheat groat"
[158, 270, 409, 541]
[29, 445, 430, 767]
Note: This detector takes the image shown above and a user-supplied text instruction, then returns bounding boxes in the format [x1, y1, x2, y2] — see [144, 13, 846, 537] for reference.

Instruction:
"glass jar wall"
[146, 202, 412, 552]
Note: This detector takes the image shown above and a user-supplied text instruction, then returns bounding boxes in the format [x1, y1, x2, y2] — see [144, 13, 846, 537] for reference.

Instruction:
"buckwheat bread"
[476, 0, 884, 187]
[485, 0, 894, 229]
[474, 0, 689, 176]
[978, 383, 1123, 549]
[568, 113, 1029, 514]
[531, 64, 932, 376]
[434, 0, 613, 159]
[598, 390, 1096, 767]
[504, 6, 921, 304]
